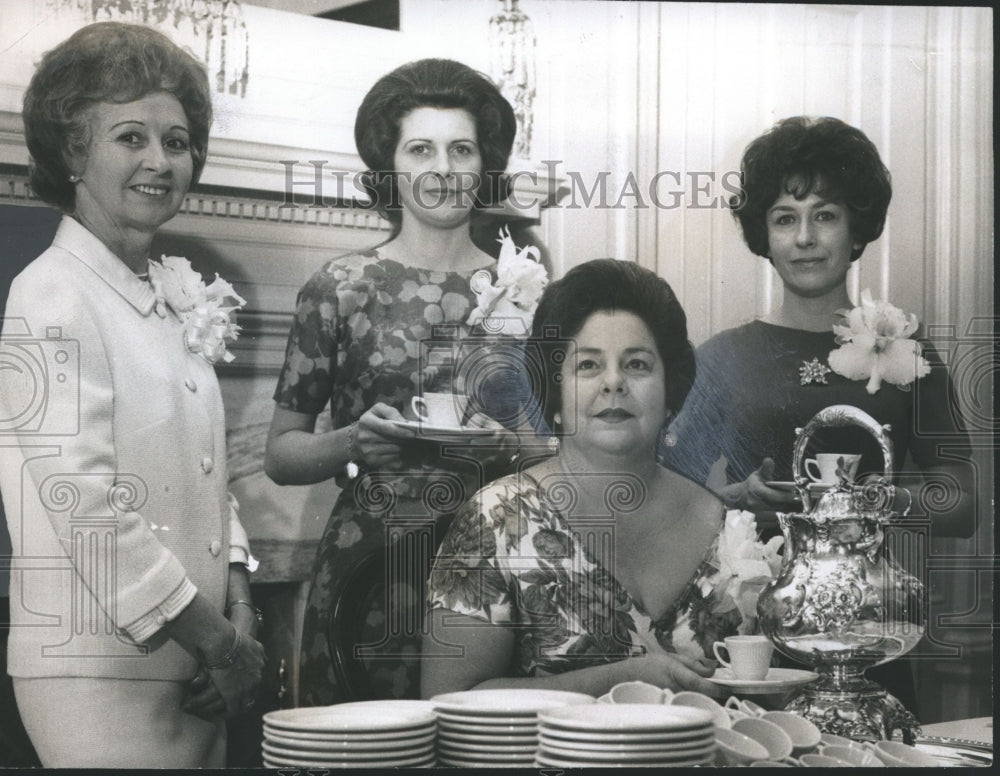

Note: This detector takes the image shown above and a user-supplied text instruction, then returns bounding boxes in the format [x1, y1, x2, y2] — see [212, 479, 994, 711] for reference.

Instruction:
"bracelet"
[346, 421, 360, 479]
[227, 599, 264, 627]
[205, 628, 242, 669]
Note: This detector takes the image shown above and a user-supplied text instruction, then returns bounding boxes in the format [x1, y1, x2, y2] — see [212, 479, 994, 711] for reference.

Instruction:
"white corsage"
[466, 226, 548, 337]
[710, 510, 784, 634]
[148, 256, 247, 365]
[827, 289, 930, 394]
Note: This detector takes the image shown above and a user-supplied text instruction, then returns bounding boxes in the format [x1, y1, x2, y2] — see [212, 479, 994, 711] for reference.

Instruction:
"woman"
[0, 23, 263, 767]
[421, 260, 779, 697]
[660, 116, 974, 536]
[659, 116, 975, 712]
[265, 59, 540, 705]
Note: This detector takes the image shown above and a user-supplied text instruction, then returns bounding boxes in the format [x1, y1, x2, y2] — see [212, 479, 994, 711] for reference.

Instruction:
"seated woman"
[422, 259, 780, 697]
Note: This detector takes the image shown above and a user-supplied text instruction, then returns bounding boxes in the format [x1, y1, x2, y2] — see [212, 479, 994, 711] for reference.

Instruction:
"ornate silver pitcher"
[756, 405, 924, 742]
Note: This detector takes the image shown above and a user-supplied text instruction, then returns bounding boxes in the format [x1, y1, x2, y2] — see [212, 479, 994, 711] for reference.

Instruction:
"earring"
[68, 175, 81, 183]
[547, 435, 560, 452]
[658, 424, 676, 449]
[553, 412, 562, 426]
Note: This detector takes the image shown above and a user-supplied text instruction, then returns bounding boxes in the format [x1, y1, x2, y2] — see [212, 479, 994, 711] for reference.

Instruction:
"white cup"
[822, 744, 885, 767]
[731, 716, 794, 762]
[669, 691, 731, 728]
[868, 740, 940, 767]
[713, 635, 773, 680]
[608, 680, 666, 704]
[714, 728, 769, 766]
[761, 711, 822, 754]
[804, 453, 862, 484]
[411, 392, 469, 428]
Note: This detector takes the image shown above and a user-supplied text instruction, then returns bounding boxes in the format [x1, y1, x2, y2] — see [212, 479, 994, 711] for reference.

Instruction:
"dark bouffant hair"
[354, 58, 516, 225]
[731, 116, 892, 262]
[23, 21, 212, 211]
[529, 259, 696, 433]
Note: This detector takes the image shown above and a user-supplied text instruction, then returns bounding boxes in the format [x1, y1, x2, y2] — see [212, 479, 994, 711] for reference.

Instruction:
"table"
[921, 717, 993, 745]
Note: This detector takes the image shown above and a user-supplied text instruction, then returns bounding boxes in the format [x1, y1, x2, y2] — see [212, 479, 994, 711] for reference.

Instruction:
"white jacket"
[0, 216, 249, 680]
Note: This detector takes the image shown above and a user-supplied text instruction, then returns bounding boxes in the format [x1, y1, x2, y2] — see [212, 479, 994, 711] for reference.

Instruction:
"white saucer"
[764, 480, 802, 493]
[431, 688, 595, 715]
[707, 667, 819, 694]
[392, 419, 496, 440]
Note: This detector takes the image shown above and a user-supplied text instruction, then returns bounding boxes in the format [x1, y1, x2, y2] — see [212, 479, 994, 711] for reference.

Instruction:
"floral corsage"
[827, 289, 930, 394]
[708, 511, 784, 635]
[466, 226, 548, 337]
[148, 256, 247, 365]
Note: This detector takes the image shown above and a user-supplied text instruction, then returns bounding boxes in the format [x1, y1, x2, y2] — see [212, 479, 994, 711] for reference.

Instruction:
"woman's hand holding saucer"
[719, 458, 800, 513]
[355, 402, 416, 469]
[624, 652, 723, 697]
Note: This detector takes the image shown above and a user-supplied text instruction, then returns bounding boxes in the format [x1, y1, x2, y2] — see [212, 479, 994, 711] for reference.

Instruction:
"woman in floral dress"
[658, 117, 975, 712]
[266, 59, 544, 705]
[422, 260, 782, 697]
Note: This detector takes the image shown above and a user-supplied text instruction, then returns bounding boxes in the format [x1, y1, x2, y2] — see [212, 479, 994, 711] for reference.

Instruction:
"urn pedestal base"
[785, 678, 921, 744]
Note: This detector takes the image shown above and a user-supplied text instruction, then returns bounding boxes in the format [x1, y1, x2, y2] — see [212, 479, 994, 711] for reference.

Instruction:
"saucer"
[707, 668, 819, 694]
[764, 481, 799, 493]
[392, 419, 496, 441]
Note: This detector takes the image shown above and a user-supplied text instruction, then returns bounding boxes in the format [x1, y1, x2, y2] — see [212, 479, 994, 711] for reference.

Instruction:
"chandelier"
[489, 0, 536, 159]
[49, 0, 250, 97]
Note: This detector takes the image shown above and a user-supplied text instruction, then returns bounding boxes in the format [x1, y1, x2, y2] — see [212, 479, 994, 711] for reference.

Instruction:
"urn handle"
[792, 405, 894, 499]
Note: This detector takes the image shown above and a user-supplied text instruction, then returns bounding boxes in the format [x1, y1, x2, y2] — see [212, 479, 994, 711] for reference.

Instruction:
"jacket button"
[209, 540, 222, 557]
[201, 457, 214, 473]
[155, 614, 167, 626]
[185, 378, 197, 392]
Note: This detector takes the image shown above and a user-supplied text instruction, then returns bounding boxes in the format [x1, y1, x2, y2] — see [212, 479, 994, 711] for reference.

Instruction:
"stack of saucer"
[261, 700, 436, 768]
[430, 689, 595, 768]
[536, 704, 716, 768]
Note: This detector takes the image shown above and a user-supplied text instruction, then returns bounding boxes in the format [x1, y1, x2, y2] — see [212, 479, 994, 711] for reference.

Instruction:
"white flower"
[712, 510, 784, 634]
[466, 227, 548, 338]
[148, 256, 246, 365]
[827, 289, 930, 394]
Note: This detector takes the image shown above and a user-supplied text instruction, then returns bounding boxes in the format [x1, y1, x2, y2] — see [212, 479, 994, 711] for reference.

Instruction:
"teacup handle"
[411, 396, 429, 421]
[712, 641, 732, 667]
[804, 458, 823, 482]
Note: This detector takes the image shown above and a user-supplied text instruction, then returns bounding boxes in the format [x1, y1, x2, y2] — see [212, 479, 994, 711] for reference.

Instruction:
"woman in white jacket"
[0, 22, 263, 767]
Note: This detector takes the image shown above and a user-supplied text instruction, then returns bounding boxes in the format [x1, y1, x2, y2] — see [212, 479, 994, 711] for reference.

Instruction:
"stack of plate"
[261, 700, 437, 768]
[536, 704, 717, 768]
[430, 689, 595, 768]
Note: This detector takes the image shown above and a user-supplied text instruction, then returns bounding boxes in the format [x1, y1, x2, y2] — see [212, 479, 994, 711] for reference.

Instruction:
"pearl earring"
[68, 175, 81, 183]
[553, 412, 562, 426]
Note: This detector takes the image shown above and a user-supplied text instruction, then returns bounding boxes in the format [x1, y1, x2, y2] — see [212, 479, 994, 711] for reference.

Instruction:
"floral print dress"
[428, 473, 772, 676]
[274, 249, 532, 705]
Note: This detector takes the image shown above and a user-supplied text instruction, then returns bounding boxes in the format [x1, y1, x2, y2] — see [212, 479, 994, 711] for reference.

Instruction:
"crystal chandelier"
[49, 0, 250, 97]
[489, 0, 536, 159]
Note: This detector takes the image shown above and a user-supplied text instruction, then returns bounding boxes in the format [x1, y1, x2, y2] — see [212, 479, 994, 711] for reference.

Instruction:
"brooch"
[799, 357, 832, 386]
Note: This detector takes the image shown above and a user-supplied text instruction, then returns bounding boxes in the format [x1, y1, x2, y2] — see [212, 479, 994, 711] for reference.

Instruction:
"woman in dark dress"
[265, 59, 543, 705]
[659, 116, 975, 712]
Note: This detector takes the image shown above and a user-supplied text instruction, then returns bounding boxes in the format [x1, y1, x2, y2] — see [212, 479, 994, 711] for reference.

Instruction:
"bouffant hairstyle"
[354, 58, 516, 225]
[529, 259, 696, 433]
[22, 22, 212, 212]
[731, 116, 892, 262]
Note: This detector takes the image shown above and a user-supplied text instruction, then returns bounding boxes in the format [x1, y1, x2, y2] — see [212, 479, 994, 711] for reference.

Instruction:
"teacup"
[805, 453, 862, 484]
[760, 711, 821, 754]
[731, 716, 794, 761]
[608, 680, 665, 704]
[822, 744, 885, 767]
[713, 635, 773, 680]
[669, 691, 731, 728]
[868, 740, 940, 767]
[714, 728, 769, 766]
[411, 392, 469, 428]
[819, 732, 869, 752]
[799, 752, 851, 767]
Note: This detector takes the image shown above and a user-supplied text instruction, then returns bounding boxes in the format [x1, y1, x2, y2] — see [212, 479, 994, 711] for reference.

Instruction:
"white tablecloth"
[920, 717, 993, 745]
